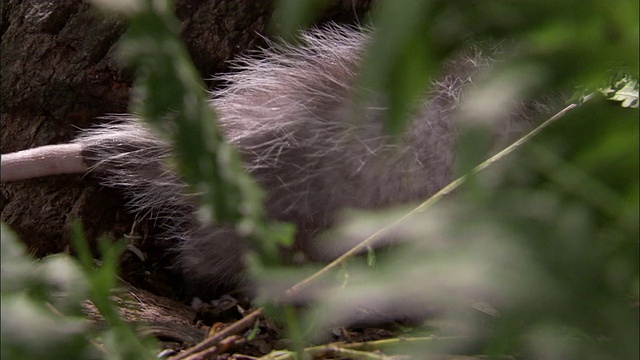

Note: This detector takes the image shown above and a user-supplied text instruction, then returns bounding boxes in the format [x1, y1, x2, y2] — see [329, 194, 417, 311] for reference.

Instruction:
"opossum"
[0, 25, 549, 296]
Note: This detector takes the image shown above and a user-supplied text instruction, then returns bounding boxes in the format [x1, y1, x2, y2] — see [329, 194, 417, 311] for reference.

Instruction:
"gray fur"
[3, 25, 549, 294]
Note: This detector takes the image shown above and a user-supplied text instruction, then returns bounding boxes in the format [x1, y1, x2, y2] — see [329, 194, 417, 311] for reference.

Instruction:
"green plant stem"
[260, 336, 468, 359]
[285, 95, 592, 299]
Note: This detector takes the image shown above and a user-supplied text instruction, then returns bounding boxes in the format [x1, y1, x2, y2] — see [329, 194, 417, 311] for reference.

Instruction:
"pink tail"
[1, 144, 87, 182]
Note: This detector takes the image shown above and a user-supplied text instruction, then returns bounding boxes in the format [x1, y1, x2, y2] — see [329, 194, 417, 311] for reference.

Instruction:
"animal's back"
[215, 26, 458, 226]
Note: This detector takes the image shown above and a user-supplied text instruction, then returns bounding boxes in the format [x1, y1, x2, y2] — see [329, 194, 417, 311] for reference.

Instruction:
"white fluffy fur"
[57, 25, 545, 295]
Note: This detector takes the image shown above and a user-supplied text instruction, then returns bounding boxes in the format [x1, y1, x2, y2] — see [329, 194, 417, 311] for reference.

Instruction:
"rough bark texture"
[1, 0, 371, 344]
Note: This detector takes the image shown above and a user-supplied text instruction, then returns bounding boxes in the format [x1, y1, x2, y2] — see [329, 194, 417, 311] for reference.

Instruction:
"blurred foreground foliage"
[278, 98, 638, 358]
[1, 0, 638, 359]
[266, 1, 638, 358]
[1, 224, 158, 359]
